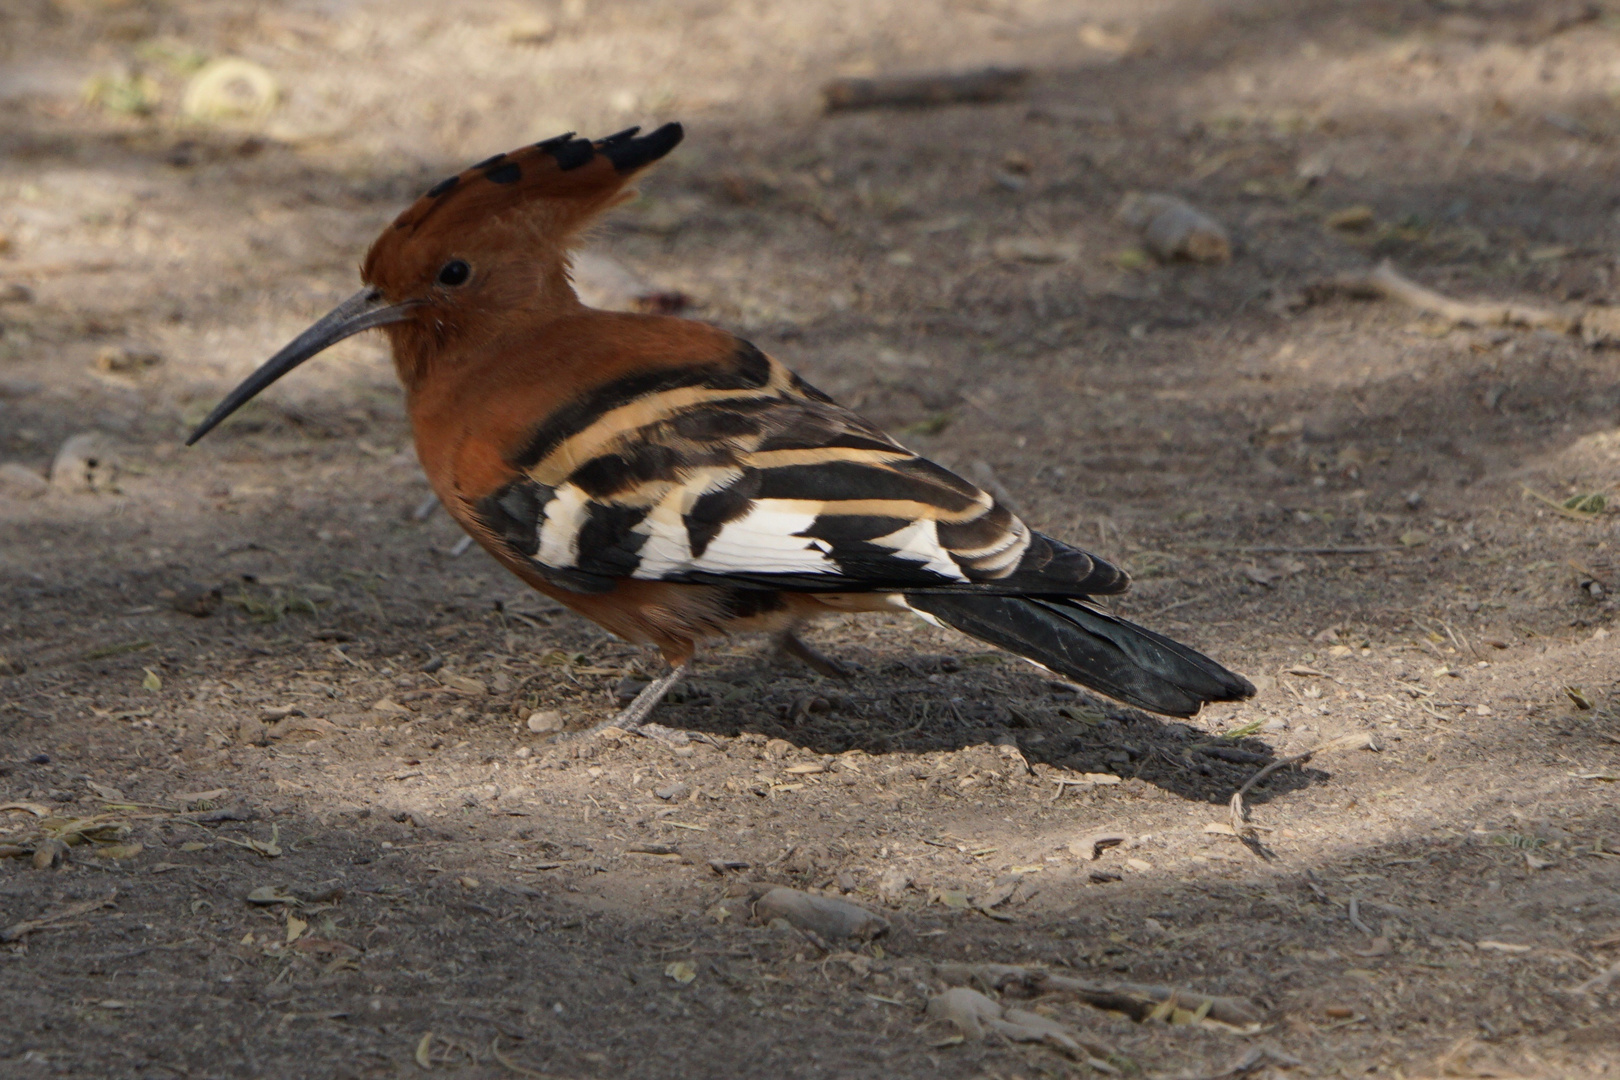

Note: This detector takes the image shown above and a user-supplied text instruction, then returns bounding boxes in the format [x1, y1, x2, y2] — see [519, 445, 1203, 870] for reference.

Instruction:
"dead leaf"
[1239, 564, 1276, 587]
[664, 960, 697, 984]
[86, 781, 127, 802]
[95, 842, 143, 860]
[236, 824, 282, 857]
[245, 885, 299, 906]
[183, 58, 278, 123]
[1069, 831, 1128, 860]
[286, 914, 308, 943]
[415, 1032, 434, 1069]
[1326, 205, 1376, 230]
[442, 674, 486, 695]
[974, 877, 1020, 910]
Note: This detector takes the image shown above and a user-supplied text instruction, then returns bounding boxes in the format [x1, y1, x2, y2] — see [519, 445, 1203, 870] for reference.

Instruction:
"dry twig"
[1321, 259, 1576, 333]
[822, 67, 1028, 111]
[1571, 961, 1620, 996]
[1230, 732, 1377, 833]
[1, 893, 116, 943]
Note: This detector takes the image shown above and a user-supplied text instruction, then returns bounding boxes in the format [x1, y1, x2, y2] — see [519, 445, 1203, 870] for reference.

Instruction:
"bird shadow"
[646, 650, 1323, 809]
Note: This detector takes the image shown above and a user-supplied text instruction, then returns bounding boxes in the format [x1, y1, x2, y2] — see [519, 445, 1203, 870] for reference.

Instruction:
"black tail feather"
[903, 593, 1253, 718]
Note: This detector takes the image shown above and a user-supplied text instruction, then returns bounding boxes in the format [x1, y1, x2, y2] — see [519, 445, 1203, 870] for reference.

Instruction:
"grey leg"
[774, 631, 855, 680]
[586, 661, 690, 735]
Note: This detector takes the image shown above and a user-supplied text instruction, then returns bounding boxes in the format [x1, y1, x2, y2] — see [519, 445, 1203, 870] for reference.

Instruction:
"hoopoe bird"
[188, 123, 1253, 732]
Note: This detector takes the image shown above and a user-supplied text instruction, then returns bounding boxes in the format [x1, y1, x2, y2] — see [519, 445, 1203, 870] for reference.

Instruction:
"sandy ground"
[3, 0, 1620, 1077]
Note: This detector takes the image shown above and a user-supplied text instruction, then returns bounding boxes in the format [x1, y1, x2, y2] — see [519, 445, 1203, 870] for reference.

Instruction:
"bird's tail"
[902, 593, 1253, 718]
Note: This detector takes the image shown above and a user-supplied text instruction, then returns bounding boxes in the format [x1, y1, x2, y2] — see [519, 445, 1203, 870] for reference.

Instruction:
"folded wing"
[470, 340, 1127, 598]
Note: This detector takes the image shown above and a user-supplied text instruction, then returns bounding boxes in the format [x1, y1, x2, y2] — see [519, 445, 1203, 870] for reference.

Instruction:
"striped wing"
[472, 340, 1127, 597]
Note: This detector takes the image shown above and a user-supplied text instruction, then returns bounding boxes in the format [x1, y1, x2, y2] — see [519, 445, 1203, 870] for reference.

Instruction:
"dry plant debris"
[821, 67, 1029, 111]
[926, 986, 1119, 1070]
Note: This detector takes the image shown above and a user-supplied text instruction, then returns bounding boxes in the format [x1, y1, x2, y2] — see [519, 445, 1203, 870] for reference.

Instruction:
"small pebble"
[526, 710, 562, 734]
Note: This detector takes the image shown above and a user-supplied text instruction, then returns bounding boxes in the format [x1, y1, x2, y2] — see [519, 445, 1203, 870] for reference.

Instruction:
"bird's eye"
[437, 259, 470, 287]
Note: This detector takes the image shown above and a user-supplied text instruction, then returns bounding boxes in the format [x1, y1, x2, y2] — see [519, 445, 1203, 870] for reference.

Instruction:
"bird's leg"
[586, 661, 691, 735]
[773, 630, 855, 680]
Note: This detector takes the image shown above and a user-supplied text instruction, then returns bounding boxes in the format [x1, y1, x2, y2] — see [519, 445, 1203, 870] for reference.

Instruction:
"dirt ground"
[4, 0, 1620, 1076]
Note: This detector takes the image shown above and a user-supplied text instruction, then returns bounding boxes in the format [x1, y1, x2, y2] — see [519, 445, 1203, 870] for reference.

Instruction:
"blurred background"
[3, 2, 1620, 1077]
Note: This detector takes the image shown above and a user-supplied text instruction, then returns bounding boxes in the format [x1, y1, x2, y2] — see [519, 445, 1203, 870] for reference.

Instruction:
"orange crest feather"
[361, 123, 683, 288]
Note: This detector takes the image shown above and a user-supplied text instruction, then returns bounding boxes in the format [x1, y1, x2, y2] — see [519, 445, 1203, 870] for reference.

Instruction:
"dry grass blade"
[1, 893, 116, 943]
[1520, 484, 1611, 523]
[491, 1038, 572, 1079]
[1571, 961, 1620, 996]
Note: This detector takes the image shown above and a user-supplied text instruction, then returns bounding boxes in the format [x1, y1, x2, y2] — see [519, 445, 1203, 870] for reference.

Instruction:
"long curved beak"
[186, 287, 414, 446]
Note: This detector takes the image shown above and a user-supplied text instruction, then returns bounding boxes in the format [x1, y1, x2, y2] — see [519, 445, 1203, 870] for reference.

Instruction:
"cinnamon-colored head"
[363, 124, 684, 385]
[185, 123, 683, 445]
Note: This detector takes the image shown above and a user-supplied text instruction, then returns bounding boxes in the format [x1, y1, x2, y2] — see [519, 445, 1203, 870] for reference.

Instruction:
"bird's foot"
[585, 661, 690, 736]
[773, 631, 855, 680]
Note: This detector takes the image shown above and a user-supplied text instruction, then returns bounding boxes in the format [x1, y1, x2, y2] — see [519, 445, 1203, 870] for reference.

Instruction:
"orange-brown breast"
[397, 309, 759, 661]
[402, 309, 740, 502]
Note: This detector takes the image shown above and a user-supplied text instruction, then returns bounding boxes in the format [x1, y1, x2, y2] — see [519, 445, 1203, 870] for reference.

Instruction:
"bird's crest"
[362, 123, 683, 284]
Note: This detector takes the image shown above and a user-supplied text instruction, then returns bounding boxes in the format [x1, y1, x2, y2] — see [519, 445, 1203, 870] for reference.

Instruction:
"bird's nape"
[185, 287, 416, 445]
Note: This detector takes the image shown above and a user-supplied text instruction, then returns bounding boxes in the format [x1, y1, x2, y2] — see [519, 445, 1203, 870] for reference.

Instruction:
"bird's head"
[186, 123, 684, 446]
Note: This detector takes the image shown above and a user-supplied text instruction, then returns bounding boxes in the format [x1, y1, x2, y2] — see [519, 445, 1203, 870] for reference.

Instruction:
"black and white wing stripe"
[473, 340, 1127, 597]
